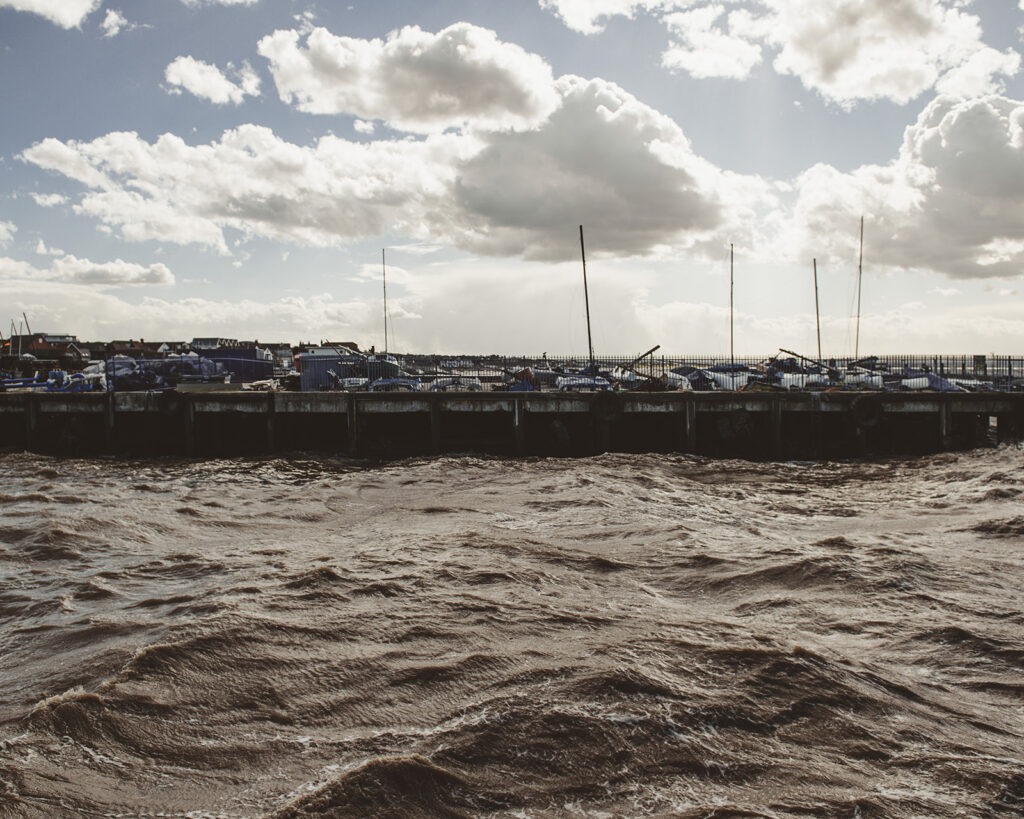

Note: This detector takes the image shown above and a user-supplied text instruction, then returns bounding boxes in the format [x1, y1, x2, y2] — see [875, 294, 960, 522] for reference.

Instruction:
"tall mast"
[729, 243, 734, 367]
[579, 225, 595, 374]
[813, 258, 822, 363]
[855, 216, 863, 359]
[382, 248, 388, 354]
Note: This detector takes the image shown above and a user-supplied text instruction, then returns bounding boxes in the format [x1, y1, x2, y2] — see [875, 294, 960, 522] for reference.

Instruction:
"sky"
[2, 0, 1024, 356]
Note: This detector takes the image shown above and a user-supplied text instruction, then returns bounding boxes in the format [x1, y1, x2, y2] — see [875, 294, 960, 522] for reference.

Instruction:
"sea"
[1, 446, 1022, 818]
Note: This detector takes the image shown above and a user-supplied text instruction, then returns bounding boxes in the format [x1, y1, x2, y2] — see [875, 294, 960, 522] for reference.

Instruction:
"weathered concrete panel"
[37, 396, 106, 414]
[276, 394, 348, 414]
[441, 399, 513, 412]
[622, 398, 685, 413]
[520, 397, 591, 413]
[358, 399, 431, 413]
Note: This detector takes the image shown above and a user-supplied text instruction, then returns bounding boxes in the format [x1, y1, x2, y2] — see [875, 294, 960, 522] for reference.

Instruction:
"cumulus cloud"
[538, 0, 672, 35]
[258, 23, 560, 134]
[661, 5, 763, 79]
[20, 126, 471, 255]
[935, 47, 1021, 98]
[759, 0, 1013, 107]
[0, 221, 15, 245]
[31, 192, 68, 207]
[789, 95, 1024, 279]
[165, 56, 261, 104]
[0, 254, 174, 286]
[449, 75, 755, 260]
[0, 0, 100, 29]
[1, 0, 255, 29]
[35, 239, 63, 255]
[21, 138, 111, 189]
[19, 74, 769, 262]
[542, 0, 1021, 106]
[51, 255, 174, 285]
[100, 8, 128, 37]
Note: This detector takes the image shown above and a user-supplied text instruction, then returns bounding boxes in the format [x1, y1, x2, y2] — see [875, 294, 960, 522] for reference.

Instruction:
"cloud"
[661, 5, 763, 80]
[758, 0, 1016, 107]
[180, 0, 258, 5]
[0, 0, 255, 29]
[0, 0, 100, 29]
[789, 95, 1024, 279]
[542, 0, 1021, 107]
[0, 281, 376, 344]
[448, 75, 757, 260]
[21, 126, 471, 255]
[353, 119, 375, 135]
[100, 8, 128, 37]
[31, 192, 68, 207]
[935, 47, 1021, 98]
[19, 74, 769, 262]
[35, 239, 63, 255]
[0, 254, 174, 286]
[0, 220, 15, 245]
[257, 23, 560, 134]
[165, 56, 261, 105]
[21, 138, 111, 188]
[538, 0, 671, 35]
[9, 256, 1024, 352]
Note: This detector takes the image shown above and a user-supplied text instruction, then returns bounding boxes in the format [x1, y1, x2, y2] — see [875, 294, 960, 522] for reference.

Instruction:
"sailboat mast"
[579, 225, 595, 374]
[729, 243, 734, 368]
[813, 258, 822, 363]
[855, 216, 863, 359]
[382, 248, 389, 354]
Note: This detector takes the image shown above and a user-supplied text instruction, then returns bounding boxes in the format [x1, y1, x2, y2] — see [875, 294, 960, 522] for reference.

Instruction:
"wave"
[266, 755, 492, 819]
[968, 516, 1024, 536]
[3, 448, 1024, 817]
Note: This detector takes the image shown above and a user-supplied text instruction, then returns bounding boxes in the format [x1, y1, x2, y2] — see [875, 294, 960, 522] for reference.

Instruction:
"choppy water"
[1, 447, 1022, 818]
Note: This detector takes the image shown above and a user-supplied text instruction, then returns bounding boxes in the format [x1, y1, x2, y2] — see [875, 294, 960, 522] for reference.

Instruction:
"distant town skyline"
[2, 0, 1024, 354]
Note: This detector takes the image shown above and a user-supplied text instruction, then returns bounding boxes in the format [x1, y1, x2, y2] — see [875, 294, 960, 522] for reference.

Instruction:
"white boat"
[705, 369, 749, 391]
[900, 376, 931, 391]
[842, 371, 883, 389]
[429, 376, 483, 392]
[556, 375, 611, 391]
[776, 371, 832, 390]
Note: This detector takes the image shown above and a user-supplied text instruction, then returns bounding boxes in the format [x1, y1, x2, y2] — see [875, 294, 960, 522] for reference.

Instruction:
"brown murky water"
[1, 448, 1022, 817]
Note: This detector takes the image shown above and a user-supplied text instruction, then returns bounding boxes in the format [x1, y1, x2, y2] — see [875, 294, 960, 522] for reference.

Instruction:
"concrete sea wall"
[2, 391, 1022, 459]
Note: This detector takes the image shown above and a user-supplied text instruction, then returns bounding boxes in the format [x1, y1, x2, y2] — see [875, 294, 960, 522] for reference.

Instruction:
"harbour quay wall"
[1, 390, 1022, 459]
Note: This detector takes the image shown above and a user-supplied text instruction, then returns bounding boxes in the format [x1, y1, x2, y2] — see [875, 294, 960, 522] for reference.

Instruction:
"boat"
[703, 363, 753, 391]
[670, 365, 717, 391]
[897, 369, 963, 392]
[368, 377, 421, 392]
[429, 376, 483, 392]
[556, 375, 612, 391]
[241, 378, 280, 391]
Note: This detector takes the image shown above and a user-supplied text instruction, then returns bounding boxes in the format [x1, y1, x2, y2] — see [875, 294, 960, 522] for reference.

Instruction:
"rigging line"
[855, 215, 864, 359]
[382, 248, 388, 354]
